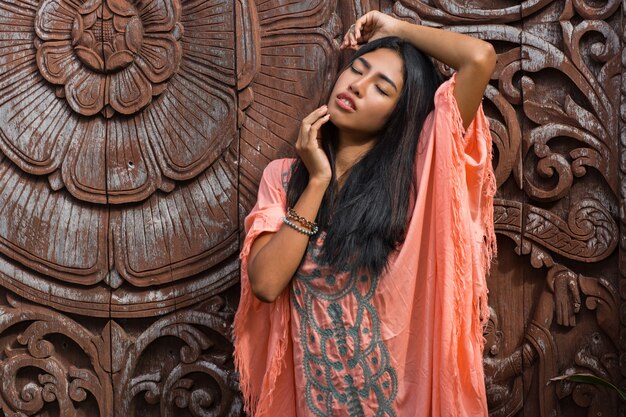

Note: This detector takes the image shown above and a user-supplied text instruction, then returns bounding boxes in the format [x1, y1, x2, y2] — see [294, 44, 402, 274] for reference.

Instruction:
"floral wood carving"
[35, 0, 183, 118]
[0, 0, 623, 415]
[0, 0, 249, 317]
[0, 291, 242, 416]
[1, 0, 233, 205]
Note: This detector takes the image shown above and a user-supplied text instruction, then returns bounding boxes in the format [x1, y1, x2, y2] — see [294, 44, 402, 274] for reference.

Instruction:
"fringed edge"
[233, 219, 291, 417]
[251, 298, 291, 417]
[233, 309, 257, 415]
[478, 110, 498, 353]
[481, 119, 498, 271]
[438, 73, 474, 412]
[233, 229, 260, 416]
[444, 73, 474, 326]
[443, 72, 498, 358]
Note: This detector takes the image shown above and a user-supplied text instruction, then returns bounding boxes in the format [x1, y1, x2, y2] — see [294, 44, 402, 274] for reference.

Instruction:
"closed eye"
[350, 64, 390, 96]
[350, 65, 362, 75]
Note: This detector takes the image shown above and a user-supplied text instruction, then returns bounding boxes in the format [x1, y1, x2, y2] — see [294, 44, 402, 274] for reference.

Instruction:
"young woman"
[234, 10, 497, 417]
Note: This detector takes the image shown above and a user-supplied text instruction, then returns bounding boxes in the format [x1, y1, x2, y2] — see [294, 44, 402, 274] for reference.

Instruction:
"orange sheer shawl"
[233, 74, 496, 416]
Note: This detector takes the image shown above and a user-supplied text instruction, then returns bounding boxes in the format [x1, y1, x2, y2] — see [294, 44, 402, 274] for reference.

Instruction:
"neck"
[335, 129, 376, 180]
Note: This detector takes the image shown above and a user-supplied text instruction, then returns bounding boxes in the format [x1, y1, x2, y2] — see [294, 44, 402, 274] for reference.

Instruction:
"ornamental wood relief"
[0, 1, 621, 416]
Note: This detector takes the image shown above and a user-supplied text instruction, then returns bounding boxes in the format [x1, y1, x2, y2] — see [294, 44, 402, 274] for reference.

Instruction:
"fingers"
[295, 105, 332, 181]
[354, 14, 369, 41]
[556, 298, 575, 327]
[298, 105, 329, 148]
[569, 277, 581, 313]
[310, 113, 330, 136]
[305, 107, 330, 144]
[302, 105, 328, 125]
[340, 13, 371, 50]
[554, 280, 567, 326]
[340, 26, 358, 50]
[556, 300, 565, 327]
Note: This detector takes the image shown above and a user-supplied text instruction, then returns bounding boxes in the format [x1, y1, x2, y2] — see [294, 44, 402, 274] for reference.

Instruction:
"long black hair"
[287, 36, 442, 277]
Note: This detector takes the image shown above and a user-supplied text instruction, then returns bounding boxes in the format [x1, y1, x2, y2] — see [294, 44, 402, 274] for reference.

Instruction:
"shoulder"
[264, 158, 297, 174]
[262, 158, 297, 190]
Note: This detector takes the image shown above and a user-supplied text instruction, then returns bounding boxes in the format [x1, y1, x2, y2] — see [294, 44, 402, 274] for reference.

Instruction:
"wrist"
[394, 20, 414, 40]
[307, 176, 331, 190]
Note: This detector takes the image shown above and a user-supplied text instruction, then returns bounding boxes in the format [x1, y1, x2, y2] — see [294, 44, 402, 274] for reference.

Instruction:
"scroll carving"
[0, 292, 113, 416]
[493, 198, 618, 263]
[0, 291, 242, 416]
[520, 17, 620, 202]
[619, 3, 626, 415]
[114, 297, 242, 416]
[0, 0, 622, 415]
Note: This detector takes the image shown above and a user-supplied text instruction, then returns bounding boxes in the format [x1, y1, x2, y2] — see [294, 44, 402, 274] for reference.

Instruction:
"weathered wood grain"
[0, 0, 622, 416]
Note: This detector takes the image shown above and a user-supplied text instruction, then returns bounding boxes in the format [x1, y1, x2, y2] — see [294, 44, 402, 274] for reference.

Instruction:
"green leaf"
[550, 373, 626, 401]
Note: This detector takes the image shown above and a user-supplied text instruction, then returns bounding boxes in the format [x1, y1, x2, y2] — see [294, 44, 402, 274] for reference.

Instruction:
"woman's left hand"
[340, 11, 404, 50]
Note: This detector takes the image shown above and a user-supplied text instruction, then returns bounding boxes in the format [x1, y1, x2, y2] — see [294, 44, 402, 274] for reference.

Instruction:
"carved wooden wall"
[0, 0, 621, 416]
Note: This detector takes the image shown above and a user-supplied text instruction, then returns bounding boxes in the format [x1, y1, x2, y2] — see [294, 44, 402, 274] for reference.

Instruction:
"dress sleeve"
[432, 72, 491, 154]
[234, 158, 296, 417]
[428, 72, 496, 415]
[432, 72, 496, 262]
[241, 159, 290, 260]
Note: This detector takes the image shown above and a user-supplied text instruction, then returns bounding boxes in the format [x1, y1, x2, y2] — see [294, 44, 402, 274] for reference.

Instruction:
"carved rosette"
[35, 0, 183, 118]
[1, 0, 234, 207]
[0, 0, 341, 315]
[0, 0, 246, 315]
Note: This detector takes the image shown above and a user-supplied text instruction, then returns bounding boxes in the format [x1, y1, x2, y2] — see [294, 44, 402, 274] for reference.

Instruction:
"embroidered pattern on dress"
[291, 236, 398, 417]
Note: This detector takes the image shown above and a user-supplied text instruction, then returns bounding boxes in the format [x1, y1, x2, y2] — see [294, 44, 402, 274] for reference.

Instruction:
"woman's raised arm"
[342, 11, 496, 129]
[247, 105, 332, 303]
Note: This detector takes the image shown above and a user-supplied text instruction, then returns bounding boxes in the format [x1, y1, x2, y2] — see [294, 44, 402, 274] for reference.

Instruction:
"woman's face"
[327, 48, 405, 138]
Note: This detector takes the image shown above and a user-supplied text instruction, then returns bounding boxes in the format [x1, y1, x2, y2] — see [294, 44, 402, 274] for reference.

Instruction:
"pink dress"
[234, 73, 497, 417]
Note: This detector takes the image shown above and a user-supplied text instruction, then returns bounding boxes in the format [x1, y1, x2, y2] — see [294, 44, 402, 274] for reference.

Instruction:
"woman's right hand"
[296, 105, 332, 185]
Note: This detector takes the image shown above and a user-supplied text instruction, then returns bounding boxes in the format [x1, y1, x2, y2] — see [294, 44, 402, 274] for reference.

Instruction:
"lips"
[336, 92, 356, 112]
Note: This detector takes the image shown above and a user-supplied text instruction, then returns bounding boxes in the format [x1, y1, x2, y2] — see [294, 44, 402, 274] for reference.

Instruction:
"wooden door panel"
[0, 0, 244, 415]
[0, 0, 622, 416]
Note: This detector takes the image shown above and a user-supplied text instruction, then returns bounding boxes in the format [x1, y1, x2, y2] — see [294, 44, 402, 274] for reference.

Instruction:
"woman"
[234, 10, 497, 417]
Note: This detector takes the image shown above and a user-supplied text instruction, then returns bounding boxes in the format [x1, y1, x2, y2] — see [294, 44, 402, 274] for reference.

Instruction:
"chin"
[328, 114, 350, 131]
[327, 105, 350, 128]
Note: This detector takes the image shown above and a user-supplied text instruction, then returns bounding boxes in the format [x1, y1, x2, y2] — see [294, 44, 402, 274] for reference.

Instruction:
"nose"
[348, 77, 365, 97]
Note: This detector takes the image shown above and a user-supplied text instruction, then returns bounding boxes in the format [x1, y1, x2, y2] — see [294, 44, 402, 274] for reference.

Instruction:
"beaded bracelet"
[283, 217, 319, 236]
[287, 207, 317, 230]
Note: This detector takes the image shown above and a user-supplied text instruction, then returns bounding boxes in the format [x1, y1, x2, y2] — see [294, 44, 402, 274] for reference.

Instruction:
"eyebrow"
[357, 57, 398, 91]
